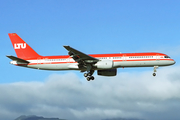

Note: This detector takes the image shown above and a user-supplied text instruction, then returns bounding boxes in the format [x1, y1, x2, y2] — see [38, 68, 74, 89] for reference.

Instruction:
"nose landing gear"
[153, 66, 158, 76]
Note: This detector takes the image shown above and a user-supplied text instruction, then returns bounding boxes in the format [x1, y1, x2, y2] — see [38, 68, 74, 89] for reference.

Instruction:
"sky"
[1, 0, 180, 120]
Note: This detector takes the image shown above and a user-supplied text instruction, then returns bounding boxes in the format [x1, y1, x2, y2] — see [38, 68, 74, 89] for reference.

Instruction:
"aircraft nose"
[173, 60, 176, 64]
[171, 59, 176, 65]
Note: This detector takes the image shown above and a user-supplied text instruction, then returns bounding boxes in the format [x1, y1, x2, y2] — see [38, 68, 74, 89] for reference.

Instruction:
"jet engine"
[97, 69, 117, 76]
[95, 60, 114, 69]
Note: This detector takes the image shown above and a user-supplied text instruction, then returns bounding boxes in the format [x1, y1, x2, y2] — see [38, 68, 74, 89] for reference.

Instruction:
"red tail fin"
[8, 33, 41, 59]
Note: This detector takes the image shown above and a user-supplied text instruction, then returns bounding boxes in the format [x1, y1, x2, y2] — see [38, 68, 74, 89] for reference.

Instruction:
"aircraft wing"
[63, 46, 99, 64]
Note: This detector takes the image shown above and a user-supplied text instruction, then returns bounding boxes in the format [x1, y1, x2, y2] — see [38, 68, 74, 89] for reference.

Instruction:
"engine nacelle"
[97, 69, 117, 76]
[95, 60, 114, 69]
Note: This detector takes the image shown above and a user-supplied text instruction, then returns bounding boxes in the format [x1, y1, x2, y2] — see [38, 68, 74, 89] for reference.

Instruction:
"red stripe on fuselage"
[23, 52, 167, 60]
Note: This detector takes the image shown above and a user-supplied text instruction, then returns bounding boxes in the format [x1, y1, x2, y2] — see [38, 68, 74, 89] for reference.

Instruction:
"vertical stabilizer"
[8, 33, 41, 59]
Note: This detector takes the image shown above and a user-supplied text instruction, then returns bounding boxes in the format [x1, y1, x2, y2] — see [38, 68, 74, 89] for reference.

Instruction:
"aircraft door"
[156, 54, 160, 61]
[67, 57, 71, 63]
[37, 58, 41, 64]
[123, 55, 126, 61]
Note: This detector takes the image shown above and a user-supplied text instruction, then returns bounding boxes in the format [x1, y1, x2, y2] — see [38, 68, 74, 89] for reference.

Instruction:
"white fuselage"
[11, 54, 175, 71]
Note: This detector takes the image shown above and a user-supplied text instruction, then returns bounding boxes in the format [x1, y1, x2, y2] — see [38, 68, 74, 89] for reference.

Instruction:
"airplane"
[7, 33, 175, 81]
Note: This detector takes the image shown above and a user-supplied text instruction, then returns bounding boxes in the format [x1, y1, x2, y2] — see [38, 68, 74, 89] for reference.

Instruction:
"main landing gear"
[153, 66, 158, 76]
[84, 70, 95, 81]
[84, 64, 95, 81]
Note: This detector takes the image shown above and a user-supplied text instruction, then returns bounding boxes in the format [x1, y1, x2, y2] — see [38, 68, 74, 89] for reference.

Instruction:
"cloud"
[1, 66, 180, 120]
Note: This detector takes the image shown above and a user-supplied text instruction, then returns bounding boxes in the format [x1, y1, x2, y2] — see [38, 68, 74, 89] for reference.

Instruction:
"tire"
[87, 73, 91, 76]
[84, 73, 88, 77]
[153, 73, 156, 76]
[91, 76, 95, 80]
[87, 77, 90, 81]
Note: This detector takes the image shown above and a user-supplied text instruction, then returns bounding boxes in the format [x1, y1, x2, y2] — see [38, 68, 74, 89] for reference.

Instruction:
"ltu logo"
[14, 43, 26, 49]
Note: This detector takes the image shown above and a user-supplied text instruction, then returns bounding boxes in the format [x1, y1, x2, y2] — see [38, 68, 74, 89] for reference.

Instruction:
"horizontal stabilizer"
[6, 55, 30, 63]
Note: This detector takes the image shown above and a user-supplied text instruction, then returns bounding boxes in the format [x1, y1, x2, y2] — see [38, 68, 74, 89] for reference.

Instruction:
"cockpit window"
[164, 56, 170, 58]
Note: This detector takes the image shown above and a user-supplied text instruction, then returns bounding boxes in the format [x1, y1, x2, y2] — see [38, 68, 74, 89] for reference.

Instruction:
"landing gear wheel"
[153, 66, 158, 77]
[87, 72, 92, 76]
[84, 69, 95, 81]
[86, 76, 95, 81]
[84, 72, 92, 77]
[90, 76, 95, 80]
[84, 73, 88, 77]
[153, 73, 156, 76]
[87, 77, 91, 81]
